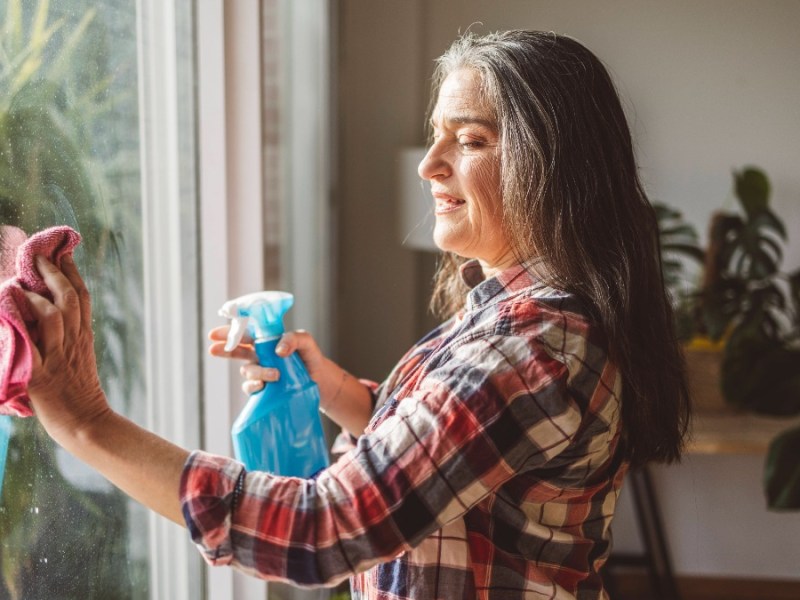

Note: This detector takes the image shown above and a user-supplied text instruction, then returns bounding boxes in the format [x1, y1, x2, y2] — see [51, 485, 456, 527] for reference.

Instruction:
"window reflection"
[0, 1, 148, 597]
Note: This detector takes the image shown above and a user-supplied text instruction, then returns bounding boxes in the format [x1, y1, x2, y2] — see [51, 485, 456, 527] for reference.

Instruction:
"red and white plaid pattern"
[181, 260, 626, 599]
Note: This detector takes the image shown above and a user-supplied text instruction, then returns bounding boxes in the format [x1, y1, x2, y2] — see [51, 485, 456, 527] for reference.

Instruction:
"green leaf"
[2, 0, 23, 56]
[789, 268, 800, 316]
[45, 8, 97, 84]
[750, 209, 787, 241]
[722, 329, 800, 415]
[750, 247, 780, 279]
[30, 0, 52, 48]
[662, 242, 705, 262]
[757, 234, 783, 265]
[765, 425, 800, 510]
[652, 202, 681, 221]
[660, 224, 698, 239]
[735, 167, 771, 218]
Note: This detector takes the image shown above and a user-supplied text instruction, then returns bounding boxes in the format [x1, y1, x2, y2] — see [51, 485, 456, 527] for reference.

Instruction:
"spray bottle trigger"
[224, 316, 250, 352]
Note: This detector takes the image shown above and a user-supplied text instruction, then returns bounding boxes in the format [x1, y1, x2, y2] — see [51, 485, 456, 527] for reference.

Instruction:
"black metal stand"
[605, 466, 681, 600]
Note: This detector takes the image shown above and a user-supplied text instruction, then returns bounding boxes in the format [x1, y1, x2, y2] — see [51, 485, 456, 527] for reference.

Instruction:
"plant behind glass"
[0, 1, 145, 597]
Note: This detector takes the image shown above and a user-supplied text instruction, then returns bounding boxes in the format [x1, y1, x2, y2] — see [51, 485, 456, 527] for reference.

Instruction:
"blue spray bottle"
[220, 291, 330, 478]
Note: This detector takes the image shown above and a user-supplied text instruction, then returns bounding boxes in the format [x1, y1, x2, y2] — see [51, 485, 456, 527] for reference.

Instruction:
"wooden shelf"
[688, 408, 800, 455]
[683, 347, 800, 455]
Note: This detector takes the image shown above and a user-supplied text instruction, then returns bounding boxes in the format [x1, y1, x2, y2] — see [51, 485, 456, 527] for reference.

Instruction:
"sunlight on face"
[418, 69, 515, 276]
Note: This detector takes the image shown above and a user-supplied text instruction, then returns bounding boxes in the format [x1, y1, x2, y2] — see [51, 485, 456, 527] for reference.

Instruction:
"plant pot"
[683, 340, 728, 414]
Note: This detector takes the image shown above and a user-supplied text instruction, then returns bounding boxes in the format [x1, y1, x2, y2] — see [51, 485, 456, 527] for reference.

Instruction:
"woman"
[26, 31, 689, 598]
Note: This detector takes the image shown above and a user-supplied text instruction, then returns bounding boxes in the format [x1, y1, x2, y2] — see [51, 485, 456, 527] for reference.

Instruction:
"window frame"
[136, 0, 203, 598]
[195, 1, 333, 599]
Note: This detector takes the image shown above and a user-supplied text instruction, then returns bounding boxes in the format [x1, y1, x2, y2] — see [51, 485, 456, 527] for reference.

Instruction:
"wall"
[334, 0, 800, 579]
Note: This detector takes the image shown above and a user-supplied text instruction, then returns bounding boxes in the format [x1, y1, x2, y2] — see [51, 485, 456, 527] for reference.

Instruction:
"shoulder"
[442, 287, 615, 407]
[465, 285, 607, 366]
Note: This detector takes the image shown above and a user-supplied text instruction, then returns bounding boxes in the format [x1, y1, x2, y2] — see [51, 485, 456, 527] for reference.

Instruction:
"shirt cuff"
[180, 450, 245, 566]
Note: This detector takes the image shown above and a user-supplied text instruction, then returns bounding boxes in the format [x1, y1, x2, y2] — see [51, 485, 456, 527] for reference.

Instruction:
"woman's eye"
[458, 138, 484, 149]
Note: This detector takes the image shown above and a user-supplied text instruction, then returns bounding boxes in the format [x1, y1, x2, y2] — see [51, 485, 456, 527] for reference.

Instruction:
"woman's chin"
[432, 226, 461, 255]
[432, 236, 457, 255]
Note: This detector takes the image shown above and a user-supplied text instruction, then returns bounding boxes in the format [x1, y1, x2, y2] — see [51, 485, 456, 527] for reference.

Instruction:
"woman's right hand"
[208, 327, 333, 401]
[208, 327, 373, 435]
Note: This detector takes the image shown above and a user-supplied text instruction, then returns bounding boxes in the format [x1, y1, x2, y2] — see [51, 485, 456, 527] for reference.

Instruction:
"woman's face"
[418, 68, 514, 274]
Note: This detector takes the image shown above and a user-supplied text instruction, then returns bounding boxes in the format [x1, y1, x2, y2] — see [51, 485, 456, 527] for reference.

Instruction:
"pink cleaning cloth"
[0, 226, 82, 417]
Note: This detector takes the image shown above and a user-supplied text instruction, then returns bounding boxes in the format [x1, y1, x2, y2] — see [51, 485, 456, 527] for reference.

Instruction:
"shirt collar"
[459, 258, 548, 311]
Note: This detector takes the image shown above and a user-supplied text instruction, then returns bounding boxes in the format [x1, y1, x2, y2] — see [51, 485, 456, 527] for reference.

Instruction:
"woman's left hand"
[25, 255, 188, 525]
[26, 255, 110, 445]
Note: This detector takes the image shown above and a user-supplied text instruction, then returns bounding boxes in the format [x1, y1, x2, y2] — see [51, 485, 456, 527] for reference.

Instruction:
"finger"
[275, 331, 309, 356]
[208, 326, 230, 341]
[208, 325, 254, 344]
[36, 256, 81, 340]
[25, 291, 65, 357]
[59, 254, 92, 331]
[240, 364, 280, 383]
[242, 380, 265, 395]
[208, 340, 257, 362]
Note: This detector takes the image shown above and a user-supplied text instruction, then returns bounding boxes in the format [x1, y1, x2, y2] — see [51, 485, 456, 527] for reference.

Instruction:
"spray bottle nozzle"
[219, 291, 295, 351]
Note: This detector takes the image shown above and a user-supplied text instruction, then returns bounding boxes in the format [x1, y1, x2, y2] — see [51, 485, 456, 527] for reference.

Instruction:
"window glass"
[0, 0, 162, 597]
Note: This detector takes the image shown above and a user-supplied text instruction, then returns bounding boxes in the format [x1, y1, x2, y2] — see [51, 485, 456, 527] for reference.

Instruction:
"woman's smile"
[432, 191, 466, 214]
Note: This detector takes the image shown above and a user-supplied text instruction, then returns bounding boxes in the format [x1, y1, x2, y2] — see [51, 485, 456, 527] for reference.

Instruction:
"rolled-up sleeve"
[180, 451, 246, 567]
[179, 331, 593, 587]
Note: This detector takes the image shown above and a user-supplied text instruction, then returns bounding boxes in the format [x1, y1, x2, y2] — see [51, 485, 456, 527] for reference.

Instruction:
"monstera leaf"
[653, 201, 704, 339]
[765, 425, 800, 510]
[729, 168, 787, 280]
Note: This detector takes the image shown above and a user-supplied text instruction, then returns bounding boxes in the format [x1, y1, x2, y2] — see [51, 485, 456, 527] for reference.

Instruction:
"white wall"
[336, 0, 800, 579]
[422, 0, 800, 264]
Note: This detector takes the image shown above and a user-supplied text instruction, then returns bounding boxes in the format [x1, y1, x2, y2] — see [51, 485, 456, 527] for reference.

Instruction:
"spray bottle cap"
[219, 291, 294, 351]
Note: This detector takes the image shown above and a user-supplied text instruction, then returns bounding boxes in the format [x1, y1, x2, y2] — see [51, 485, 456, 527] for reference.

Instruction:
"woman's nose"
[418, 143, 450, 181]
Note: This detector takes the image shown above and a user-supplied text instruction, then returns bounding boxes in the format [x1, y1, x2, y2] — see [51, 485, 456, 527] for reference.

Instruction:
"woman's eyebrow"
[430, 113, 497, 130]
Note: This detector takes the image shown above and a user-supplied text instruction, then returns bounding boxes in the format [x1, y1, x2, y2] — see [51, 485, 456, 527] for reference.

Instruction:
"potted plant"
[656, 167, 800, 509]
[697, 168, 800, 417]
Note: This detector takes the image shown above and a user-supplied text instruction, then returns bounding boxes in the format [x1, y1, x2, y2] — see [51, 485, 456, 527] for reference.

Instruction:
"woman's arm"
[26, 255, 188, 525]
[208, 328, 374, 436]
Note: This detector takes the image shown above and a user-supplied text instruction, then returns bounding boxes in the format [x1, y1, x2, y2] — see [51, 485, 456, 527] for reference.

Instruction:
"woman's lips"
[433, 192, 466, 214]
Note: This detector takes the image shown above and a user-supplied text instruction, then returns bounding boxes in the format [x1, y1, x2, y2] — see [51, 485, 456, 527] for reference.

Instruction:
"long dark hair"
[429, 30, 690, 467]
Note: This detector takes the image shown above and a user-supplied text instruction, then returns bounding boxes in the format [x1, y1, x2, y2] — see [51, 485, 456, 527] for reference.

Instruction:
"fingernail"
[275, 343, 287, 354]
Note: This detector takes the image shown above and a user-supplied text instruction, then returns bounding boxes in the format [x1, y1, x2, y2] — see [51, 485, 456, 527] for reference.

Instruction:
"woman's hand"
[26, 255, 110, 444]
[26, 254, 189, 525]
[208, 327, 330, 396]
[208, 327, 374, 435]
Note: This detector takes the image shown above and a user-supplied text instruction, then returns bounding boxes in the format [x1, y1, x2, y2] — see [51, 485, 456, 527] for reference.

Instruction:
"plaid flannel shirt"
[181, 260, 626, 599]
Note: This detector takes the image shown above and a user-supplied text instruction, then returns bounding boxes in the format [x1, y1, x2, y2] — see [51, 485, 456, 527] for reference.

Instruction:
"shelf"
[683, 347, 800, 455]
[688, 408, 800, 455]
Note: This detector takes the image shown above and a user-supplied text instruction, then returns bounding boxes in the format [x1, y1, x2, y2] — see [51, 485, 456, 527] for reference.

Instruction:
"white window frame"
[137, 0, 333, 596]
[196, 0, 267, 595]
[137, 0, 203, 599]
[195, 1, 332, 599]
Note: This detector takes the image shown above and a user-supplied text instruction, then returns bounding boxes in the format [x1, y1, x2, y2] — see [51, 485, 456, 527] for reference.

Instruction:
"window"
[0, 1, 333, 598]
[0, 0, 200, 597]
